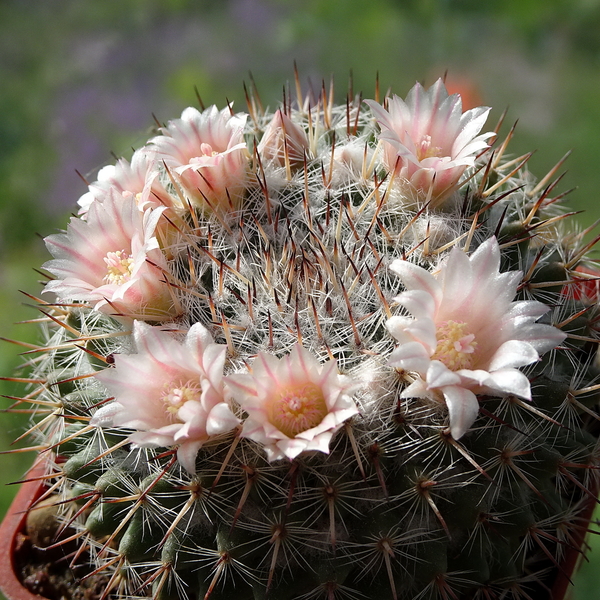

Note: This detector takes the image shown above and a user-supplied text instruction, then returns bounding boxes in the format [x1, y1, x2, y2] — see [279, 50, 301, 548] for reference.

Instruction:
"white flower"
[366, 79, 494, 207]
[91, 321, 239, 474]
[77, 149, 173, 216]
[149, 105, 249, 212]
[226, 345, 359, 461]
[43, 191, 176, 321]
[386, 237, 566, 439]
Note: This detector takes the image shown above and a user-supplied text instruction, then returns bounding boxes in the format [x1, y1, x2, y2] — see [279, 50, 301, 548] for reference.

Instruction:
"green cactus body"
[5, 76, 600, 600]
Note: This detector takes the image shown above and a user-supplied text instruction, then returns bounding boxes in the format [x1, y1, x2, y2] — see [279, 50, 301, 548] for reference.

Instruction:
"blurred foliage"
[1, 0, 600, 597]
[574, 513, 600, 599]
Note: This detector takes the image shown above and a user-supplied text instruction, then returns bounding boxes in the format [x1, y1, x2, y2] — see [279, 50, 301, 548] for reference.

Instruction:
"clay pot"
[0, 457, 53, 600]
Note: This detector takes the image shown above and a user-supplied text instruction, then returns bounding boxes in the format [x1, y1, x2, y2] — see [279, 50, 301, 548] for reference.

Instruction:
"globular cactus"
[5, 73, 600, 600]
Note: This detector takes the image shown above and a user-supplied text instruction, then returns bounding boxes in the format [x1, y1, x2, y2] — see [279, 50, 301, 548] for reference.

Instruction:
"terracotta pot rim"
[0, 456, 53, 600]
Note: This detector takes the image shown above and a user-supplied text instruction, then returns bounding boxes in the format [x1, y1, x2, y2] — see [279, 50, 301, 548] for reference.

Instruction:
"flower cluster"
[42, 79, 567, 473]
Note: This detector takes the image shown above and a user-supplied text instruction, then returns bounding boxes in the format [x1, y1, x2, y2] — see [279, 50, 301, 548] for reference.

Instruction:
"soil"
[14, 496, 112, 600]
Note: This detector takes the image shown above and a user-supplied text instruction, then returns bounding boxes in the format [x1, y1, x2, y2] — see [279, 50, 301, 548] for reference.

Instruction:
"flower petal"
[485, 368, 532, 400]
[177, 440, 204, 474]
[512, 323, 567, 354]
[426, 360, 462, 389]
[90, 402, 124, 427]
[403, 319, 437, 355]
[440, 246, 473, 307]
[385, 315, 416, 344]
[488, 340, 539, 371]
[206, 403, 241, 436]
[388, 341, 432, 374]
[442, 386, 480, 439]
[390, 259, 442, 309]
[394, 289, 436, 320]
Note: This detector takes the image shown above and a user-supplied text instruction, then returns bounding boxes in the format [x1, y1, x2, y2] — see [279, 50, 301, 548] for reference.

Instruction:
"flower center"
[417, 135, 443, 160]
[103, 250, 134, 285]
[431, 320, 477, 371]
[267, 382, 328, 438]
[162, 380, 202, 416]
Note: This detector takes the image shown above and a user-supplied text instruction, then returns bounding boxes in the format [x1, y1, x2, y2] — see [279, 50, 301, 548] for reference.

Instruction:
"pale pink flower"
[366, 79, 494, 206]
[43, 191, 176, 321]
[149, 105, 248, 212]
[91, 321, 239, 473]
[226, 345, 359, 461]
[77, 149, 173, 216]
[257, 109, 310, 170]
[386, 237, 566, 439]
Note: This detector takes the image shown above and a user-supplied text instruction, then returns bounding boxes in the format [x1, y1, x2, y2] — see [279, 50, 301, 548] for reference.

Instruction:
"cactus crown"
[5, 73, 600, 600]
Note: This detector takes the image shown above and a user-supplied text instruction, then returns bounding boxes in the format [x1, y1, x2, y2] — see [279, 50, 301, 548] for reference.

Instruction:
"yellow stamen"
[103, 250, 134, 285]
[431, 320, 477, 371]
[162, 380, 202, 416]
[417, 135, 443, 160]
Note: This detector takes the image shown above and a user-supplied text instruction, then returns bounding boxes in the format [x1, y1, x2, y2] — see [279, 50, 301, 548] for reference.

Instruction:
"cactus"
[4, 73, 600, 600]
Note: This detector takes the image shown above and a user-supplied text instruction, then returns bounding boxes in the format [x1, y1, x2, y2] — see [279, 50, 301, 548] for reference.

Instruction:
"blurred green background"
[1, 0, 600, 597]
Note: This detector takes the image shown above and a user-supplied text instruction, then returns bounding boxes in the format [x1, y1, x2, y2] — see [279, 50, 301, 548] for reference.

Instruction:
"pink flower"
[226, 345, 359, 461]
[366, 79, 493, 206]
[43, 191, 176, 321]
[77, 149, 173, 216]
[91, 321, 239, 473]
[257, 109, 310, 170]
[149, 105, 248, 212]
[386, 237, 566, 439]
